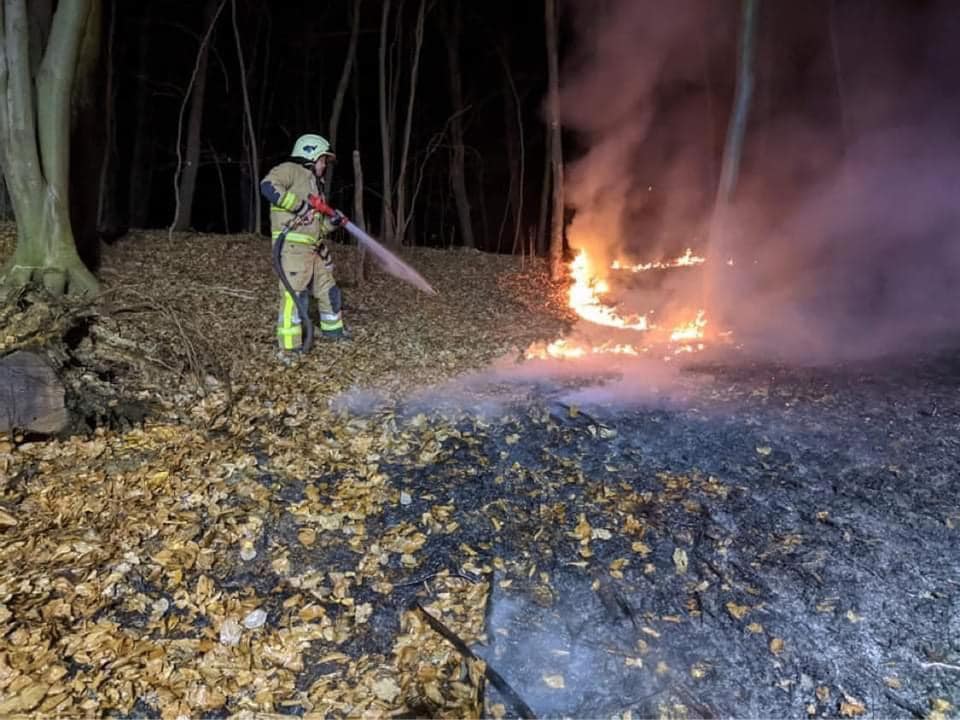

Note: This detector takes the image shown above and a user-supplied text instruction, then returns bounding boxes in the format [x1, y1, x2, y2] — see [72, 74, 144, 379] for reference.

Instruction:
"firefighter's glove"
[330, 209, 347, 227]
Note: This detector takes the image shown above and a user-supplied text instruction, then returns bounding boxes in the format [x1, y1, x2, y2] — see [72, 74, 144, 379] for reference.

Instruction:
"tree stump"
[0, 351, 68, 434]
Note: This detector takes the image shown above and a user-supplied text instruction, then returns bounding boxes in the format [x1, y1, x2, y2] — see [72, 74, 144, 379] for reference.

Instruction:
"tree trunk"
[378, 0, 395, 245]
[326, 0, 362, 192]
[715, 0, 758, 206]
[395, 0, 427, 246]
[536, 131, 551, 256]
[96, 0, 117, 235]
[127, 5, 154, 229]
[497, 43, 524, 256]
[706, 0, 759, 313]
[231, 0, 259, 233]
[353, 150, 370, 285]
[443, 0, 474, 250]
[69, 0, 104, 271]
[173, 0, 220, 232]
[0, 0, 99, 296]
[545, 0, 565, 279]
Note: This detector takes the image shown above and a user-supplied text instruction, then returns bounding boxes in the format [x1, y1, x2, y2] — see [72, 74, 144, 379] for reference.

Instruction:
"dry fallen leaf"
[372, 677, 401, 702]
[673, 548, 688, 574]
[769, 637, 785, 655]
[726, 601, 750, 620]
[298, 527, 317, 546]
[839, 694, 866, 717]
[542, 674, 565, 689]
[930, 698, 953, 720]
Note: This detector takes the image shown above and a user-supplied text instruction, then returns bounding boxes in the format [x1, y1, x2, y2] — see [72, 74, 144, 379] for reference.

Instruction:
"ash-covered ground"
[375, 347, 960, 718]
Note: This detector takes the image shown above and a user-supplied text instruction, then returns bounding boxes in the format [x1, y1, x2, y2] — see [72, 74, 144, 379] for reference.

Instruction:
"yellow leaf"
[746, 622, 764, 634]
[673, 548, 688, 574]
[298, 528, 317, 547]
[656, 661, 669, 675]
[769, 637, 784, 655]
[691, 662, 708, 679]
[816, 686, 830, 702]
[631, 541, 651, 556]
[726, 602, 750, 620]
[372, 677, 400, 702]
[839, 695, 866, 717]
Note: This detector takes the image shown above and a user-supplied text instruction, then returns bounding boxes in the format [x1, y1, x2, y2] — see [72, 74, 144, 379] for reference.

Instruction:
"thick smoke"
[560, 0, 727, 269]
[560, 0, 960, 361]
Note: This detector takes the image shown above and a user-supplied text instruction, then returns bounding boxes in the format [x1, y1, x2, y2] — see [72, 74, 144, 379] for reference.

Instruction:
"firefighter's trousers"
[276, 241, 344, 350]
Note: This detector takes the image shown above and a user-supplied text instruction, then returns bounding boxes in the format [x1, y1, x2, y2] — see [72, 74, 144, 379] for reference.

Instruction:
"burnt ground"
[276, 348, 960, 718]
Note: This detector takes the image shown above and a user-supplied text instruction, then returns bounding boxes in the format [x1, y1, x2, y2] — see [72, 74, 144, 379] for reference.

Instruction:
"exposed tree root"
[0, 284, 230, 435]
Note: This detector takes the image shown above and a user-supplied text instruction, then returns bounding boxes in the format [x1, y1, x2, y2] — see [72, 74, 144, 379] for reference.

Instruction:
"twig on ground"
[920, 661, 960, 672]
[415, 602, 537, 719]
[394, 569, 481, 588]
[206, 286, 255, 300]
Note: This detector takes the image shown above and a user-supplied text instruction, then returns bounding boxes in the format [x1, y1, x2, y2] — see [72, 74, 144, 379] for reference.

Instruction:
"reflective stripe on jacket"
[261, 161, 335, 245]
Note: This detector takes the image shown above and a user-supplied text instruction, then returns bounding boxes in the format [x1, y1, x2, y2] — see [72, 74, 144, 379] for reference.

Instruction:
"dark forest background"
[3, 0, 956, 262]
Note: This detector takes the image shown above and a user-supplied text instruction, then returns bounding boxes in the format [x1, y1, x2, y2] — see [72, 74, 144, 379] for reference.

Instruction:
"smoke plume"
[559, 0, 960, 361]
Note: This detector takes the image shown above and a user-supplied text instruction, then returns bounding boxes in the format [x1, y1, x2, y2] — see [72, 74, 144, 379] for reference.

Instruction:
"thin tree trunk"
[497, 43, 524, 256]
[96, 0, 116, 233]
[537, 130, 550, 256]
[171, 0, 224, 235]
[378, 0, 395, 244]
[545, 0, 565, 279]
[395, 0, 427, 246]
[127, 4, 153, 228]
[353, 61, 369, 284]
[353, 149, 368, 284]
[706, 0, 759, 311]
[828, 0, 848, 148]
[231, 0, 259, 233]
[443, 0, 474, 250]
[715, 0, 758, 205]
[209, 143, 229, 233]
[327, 0, 362, 191]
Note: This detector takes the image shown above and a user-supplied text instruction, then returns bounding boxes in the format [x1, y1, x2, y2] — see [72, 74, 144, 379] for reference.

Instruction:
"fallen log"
[0, 351, 68, 434]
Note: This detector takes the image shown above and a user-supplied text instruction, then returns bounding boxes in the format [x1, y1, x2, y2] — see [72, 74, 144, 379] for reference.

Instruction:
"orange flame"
[526, 248, 724, 361]
[568, 251, 649, 330]
[669, 309, 707, 342]
[611, 248, 706, 273]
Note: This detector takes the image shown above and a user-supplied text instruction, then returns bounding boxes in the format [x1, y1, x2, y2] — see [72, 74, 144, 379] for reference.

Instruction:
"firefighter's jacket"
[260, 161, 336, 246]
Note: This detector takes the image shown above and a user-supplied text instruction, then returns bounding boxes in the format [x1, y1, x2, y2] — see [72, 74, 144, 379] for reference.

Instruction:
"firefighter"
[260, 134, 348, 355]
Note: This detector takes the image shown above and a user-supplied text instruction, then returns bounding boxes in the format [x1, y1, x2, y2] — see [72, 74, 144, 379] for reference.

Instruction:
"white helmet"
[291, 134, 335, 162]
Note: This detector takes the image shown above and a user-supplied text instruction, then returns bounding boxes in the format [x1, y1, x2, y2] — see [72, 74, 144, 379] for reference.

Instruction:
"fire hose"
[273, 195, 437, 354]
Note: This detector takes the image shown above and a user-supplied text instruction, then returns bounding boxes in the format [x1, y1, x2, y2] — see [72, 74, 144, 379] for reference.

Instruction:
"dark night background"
[29, 0, 960, 271]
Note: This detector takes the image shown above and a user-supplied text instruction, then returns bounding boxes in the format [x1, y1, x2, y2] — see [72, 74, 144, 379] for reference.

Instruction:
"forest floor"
[0, 225, 958, 719]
